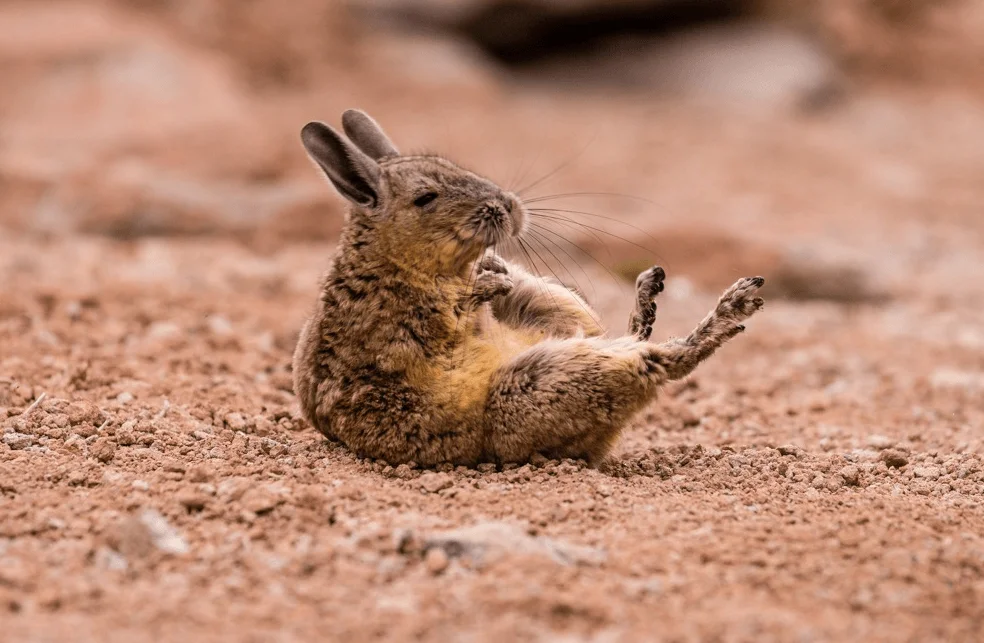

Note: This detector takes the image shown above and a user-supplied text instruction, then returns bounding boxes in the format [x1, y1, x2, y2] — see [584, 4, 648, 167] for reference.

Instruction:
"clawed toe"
[635, 265, 666, 299]
[479, 254, 508, 275]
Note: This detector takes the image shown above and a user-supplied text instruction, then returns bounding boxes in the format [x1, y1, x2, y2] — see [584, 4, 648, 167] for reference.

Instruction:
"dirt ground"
[2, 1, 984, 641]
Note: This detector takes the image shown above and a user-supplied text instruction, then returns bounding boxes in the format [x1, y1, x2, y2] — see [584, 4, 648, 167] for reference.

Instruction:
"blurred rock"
[110, 509, 189, 558]
[0, 2, 299, 237]
[597, 226, 887, 303]
[424, 521, 605, 567]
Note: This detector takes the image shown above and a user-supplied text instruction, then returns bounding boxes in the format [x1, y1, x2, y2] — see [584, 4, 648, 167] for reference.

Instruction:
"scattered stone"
[881, 450, 909, 468]
[112, 509, 189, 557]
[259, 437, 288, 457]
[424, 547, 450, 575]
[207, 315, 233, 336]
[912, 466, 941, 480]
[418, 472, 453, 493]
[777, 445, 802, 457]
[188, 465, 212, 483]
[93, 546, 128, 572]
[866, 435, 894, 450]
[476, 463, 497, 474]
[393, 464, 416, 480]
[178, 490, 209, 512]
[67, 400, 104, 426]
[253, 416, 276, 437]
[839, 465, 861, 486]
[241, 485, 284, 514]
[3, 432, 33, 450]
[423, 522, 605, 568]
[90, 438, 117, 463]
[225, 413, 247, 431]
[116, 392, 134, 405]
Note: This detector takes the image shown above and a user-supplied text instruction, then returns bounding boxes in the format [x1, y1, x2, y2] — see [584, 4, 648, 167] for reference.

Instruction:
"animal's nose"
[481, 202, 508, 219]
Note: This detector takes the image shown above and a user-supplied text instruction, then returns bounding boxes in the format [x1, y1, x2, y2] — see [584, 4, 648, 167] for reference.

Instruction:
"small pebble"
[839, 465, 861, 486]
[3, 432, 34, 450]
[418, 472, 453, 493]
[425, 548, 449, 575]
[881, 450, 909, 468]
[90, 438, 117, 463]
[866, 435, 894, 450]
[913, 466, 941, 480]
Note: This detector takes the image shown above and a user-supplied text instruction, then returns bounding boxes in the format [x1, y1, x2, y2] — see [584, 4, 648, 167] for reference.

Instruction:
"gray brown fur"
[292, 110, 765, 466]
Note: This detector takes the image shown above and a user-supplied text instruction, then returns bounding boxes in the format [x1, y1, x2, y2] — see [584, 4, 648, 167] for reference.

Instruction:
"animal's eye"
[413, 192, 438, 208]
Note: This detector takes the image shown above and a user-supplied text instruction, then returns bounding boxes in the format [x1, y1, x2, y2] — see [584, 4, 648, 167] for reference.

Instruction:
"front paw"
[716, 276, 765, 321]
[479, 253, 509, 275]
[473, 270, 514, 302]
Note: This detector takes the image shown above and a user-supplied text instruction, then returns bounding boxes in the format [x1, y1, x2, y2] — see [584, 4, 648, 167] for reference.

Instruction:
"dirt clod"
[424, 547, 450, 575]
[881, 450, 910, 468]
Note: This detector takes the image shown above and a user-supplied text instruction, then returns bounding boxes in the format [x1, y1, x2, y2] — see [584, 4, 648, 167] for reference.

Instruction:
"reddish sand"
[2, 1, 984, 641]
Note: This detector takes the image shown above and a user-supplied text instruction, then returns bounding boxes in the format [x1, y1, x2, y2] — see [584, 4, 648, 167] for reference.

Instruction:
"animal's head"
[302, 110, 527, 274]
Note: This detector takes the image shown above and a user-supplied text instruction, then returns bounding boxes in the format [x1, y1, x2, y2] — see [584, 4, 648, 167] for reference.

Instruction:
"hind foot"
[629, 265, 666, 341]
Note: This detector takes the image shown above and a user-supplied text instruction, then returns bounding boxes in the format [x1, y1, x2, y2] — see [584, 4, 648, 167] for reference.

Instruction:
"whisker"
[516, 131, 598, 196]
[524, 233, 605, 328]
[527, 222, 627, 295]
[514, 238, 564, 320]
[525, 228, 594, 297]
[528, 206, 664, 250]
[528, 211, 660, 259]
[523, 192, 655, 205]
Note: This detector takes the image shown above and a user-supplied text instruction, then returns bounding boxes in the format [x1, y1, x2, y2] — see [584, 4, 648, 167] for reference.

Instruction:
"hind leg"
[627, 266, 665, 341]
[484, 276, 765, 464]
[484, 336, 657, 464]
[643, 276, 765, 380]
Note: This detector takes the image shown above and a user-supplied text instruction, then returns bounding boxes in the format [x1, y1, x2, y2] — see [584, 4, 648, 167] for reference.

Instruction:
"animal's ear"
[301, 121, 381, 207]
[341, 109, 400, 160]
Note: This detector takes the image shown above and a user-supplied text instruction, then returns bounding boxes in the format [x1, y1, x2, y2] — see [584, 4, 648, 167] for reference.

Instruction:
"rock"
[424, 547, 450, 575]
[866, 435, 895, 450]
[206, 315, 233, 336]
[393, 464, 416, 480]
[777, 445, 802, 457]
[90, 438, 117, 463]
[881, 450, 909, 468]
[224, 413, 247, 432]
[93, 546, 128, 572]
[178, 491, 209, 512]
[259, 437, 287, 457]
[3, 432, 33, 450]
[67, 400, 104, 426]
[839, 465, 860, 486]
[241, 485, 284, 514]
[424, 522, 605, 568]
[912, 466, 941, 480]
[418, 472, 453, 493]
[188, 465, 212, 483]
[112, 509, 189, 557]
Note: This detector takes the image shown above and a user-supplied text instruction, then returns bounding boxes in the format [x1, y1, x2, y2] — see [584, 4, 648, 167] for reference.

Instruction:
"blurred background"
[3, 5, 984, 638]
[1, 0, 983, 300]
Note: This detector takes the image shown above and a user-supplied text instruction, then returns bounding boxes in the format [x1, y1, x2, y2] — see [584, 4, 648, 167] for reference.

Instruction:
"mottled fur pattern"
[293, 110, 765, 466]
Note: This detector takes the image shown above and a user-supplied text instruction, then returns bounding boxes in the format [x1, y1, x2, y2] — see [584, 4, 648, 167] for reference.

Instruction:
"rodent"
[292, 109, 765, 466]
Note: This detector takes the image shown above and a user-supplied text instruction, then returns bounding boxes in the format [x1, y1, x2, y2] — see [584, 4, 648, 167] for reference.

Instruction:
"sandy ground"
[3, 1, 984, 641]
